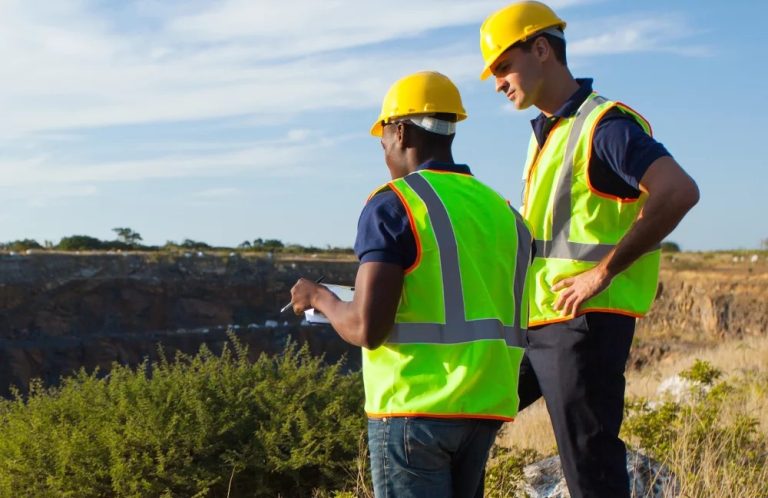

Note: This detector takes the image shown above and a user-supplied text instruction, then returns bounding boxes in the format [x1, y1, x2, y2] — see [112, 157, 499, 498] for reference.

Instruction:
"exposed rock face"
[628, 264, 768, 369]
[0, 253, 765, 395]
[0, 253, 360, 395]
[640, 268, 768, 339]
[523, 450, 679, 498]
[0, 253, 357, 339]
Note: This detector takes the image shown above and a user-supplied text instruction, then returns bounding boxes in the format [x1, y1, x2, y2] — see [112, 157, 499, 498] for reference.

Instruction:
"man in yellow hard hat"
[478, 2, 699, 497]
[289, 71, 533, 497]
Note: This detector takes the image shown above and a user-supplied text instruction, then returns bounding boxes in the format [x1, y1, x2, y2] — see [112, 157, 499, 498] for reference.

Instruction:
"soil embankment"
[0, 251, 765, 394]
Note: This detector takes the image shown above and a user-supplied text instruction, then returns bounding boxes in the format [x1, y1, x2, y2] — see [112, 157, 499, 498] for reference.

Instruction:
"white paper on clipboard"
[304, 283, 355, 324]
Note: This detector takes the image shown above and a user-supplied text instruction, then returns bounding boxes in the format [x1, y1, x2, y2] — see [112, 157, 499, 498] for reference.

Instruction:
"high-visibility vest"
[521, 93, 661, 327]
[362, 169, 531, 421]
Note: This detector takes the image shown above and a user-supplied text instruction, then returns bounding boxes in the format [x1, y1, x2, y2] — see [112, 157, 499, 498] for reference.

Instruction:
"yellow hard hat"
[479, 1, 566, 80]
[370, 71, 467, 137]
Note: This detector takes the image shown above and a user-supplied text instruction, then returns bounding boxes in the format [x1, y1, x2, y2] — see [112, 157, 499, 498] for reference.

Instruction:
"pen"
[280, 275, 325, 314]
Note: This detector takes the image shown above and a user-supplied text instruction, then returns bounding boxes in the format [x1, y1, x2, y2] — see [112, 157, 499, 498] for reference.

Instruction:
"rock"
[522, 450, 678, 498]
[655, 375, 709, 404]
[0, 253, 360, 395]
[638, 269, 768, 339]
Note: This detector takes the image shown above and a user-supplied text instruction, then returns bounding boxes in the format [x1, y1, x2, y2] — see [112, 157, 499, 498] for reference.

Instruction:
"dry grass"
[498, 334, 768, 453]
[499, 399, 556, 456]
[627, 334, 768, 434]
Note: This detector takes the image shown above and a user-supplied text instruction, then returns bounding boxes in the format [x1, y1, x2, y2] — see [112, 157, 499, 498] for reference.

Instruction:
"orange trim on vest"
[522, 118, 565, 217]
[419, 169, 473, 178]
[388, 181, 422, 275]
[366, 411, 515, 422]
[615, 101, 653, 137]
[585, 103, 642, 204]
[528, 307, 644, 328]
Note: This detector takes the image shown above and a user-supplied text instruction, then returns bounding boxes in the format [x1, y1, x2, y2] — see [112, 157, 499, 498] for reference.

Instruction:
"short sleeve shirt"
[530, 78, 671, 198]
[354, 162, 471, 268]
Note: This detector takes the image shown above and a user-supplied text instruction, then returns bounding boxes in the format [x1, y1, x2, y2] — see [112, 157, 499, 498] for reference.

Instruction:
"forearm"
[311, 289, 376, 348]
[552, 157, 698, 314]
[601, 170, 699, 278]
[300, 262, 403, 350]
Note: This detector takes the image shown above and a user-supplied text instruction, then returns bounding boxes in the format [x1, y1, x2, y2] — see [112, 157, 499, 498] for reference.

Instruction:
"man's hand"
[289, 278, 331, 315]
[552, 265, 612, 317]
[551, 156, 698, 318]
[288, 262, 403, 349]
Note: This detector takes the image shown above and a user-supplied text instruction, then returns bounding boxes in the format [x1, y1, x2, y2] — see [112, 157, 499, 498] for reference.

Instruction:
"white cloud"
[0, 0, 709, 195]
[568, 13, 711, 57]
[0, 129, 359, 187]
[0, 0, 604, 137]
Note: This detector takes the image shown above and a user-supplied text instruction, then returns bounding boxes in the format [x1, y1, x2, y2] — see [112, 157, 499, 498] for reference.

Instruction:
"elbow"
[357, 320, 393, 350]
[679, 179, 700, 213]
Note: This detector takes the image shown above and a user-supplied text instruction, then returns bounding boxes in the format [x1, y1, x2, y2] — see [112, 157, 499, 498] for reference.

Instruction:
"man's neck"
[537, 68, 580, 117]
[407, 150, 454, 172]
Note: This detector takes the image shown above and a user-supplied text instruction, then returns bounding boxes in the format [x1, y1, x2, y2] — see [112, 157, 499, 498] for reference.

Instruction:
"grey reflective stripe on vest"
[535, 94, 659, 261]
[385, 173, 527, 346]
[511, 207, 533, 329]
[536, 95, 613, 262]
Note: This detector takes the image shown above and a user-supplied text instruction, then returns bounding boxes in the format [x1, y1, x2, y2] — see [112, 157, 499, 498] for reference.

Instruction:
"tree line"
[0, 228, 353, 254]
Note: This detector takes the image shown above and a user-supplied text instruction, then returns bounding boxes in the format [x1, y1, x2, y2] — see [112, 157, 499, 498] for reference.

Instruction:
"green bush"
[0, 239, 43, 251]
[0, 337, 365, 497]
[660, 241, 681, 253]
[57, 235, 105, 251]
[623, 360, 768, 497]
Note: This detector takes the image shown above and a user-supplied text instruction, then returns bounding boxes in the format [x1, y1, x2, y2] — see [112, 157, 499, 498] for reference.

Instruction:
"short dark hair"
[514, 31, 567, 65]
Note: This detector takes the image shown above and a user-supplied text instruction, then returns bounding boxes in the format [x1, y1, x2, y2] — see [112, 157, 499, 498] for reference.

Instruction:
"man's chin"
[515, 99, 533, 111]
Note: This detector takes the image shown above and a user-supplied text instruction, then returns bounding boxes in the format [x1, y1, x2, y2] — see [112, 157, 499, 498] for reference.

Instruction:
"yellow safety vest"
[522, 93, 660, 326]
[363, 169, 531, 421]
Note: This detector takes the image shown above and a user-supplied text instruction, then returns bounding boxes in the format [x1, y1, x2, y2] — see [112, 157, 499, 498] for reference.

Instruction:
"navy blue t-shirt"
[354, 162, 470, 268]
[531, 78, 671, 198]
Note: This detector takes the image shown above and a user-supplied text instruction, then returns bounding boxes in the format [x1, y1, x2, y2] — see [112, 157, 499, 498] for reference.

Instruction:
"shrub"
[0, 336, 365, 497]
[0, 239, 43, 251]
[623, 359, 768, 497]
[56, 235, 105, 251]
[660, 241, 681, 253]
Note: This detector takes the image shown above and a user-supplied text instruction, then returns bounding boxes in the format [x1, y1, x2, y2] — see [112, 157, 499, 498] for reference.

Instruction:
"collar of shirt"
[416, 160, 472, 175]
[530, 78, 594, 147]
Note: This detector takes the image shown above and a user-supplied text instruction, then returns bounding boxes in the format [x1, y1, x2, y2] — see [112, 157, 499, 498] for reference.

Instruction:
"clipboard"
[304, 283, 355, 324]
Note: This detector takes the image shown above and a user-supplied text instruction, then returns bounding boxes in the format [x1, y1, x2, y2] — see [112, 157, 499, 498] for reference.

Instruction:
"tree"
[262, 239, 284, 250]
[660, 241, 681, 253]
[1, 239, 43, 251]
[179, 239, 211, 250]
[112, 227, 143, 246]
[761, 238, 768, 251]
[57, 235, 103, 251]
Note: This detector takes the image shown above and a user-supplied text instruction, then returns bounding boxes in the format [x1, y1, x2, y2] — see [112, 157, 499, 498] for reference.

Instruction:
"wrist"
[310, 284, 333, 310]
[596, 261, 616, 282]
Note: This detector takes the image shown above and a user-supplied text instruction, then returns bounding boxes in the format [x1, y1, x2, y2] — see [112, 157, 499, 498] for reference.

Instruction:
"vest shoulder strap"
[366, 183, 393, 203]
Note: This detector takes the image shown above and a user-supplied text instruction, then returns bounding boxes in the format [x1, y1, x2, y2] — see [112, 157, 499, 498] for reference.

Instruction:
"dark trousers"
[518, 312, 635, 498]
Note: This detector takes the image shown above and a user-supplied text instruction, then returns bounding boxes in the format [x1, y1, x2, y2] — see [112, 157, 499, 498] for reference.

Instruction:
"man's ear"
[533, 36, 551, 61]
[396, 122, 410, 148]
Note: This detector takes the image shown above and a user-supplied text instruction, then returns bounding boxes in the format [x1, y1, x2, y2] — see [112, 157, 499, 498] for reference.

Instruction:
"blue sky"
[0, 0, 765, 251]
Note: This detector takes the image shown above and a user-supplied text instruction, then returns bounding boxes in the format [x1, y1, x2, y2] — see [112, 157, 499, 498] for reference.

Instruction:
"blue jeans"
[367, 417, 502, 498]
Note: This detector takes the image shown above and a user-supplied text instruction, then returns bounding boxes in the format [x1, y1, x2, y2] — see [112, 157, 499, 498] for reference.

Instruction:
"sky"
[0, 0, 765, 252]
